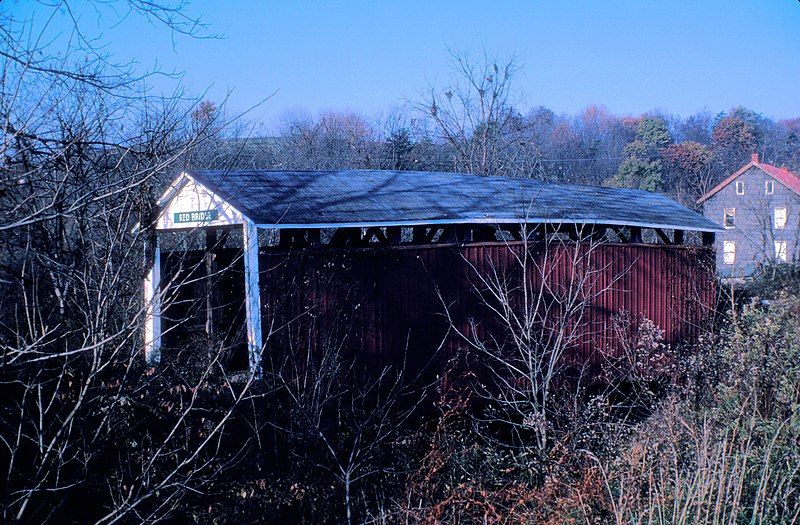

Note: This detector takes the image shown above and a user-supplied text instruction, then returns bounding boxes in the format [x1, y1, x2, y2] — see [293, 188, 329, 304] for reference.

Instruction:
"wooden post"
[386, 227, 401, 245]
[673, 229, 685, 245]
[279, 229, 293, 248]
[329, 227, 361, 247]
[307, 228, 321, 246]
[363, 227, 381, 244]
[412, 226, 427, 244]
[454, 225, 471, 243]
[144, 235, 161, 364]
[205, 228, 218, 336]
[702, 231, 715, 247]
[243, 220, 263, 375]
[629, 227, 642, 244]
[498, 224, 522, 241]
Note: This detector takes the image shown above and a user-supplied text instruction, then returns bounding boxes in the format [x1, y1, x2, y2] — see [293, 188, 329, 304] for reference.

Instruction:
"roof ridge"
[195, 168, 469, 175]
[192, 168, 677, 197]
[756, 160, 800, 177]
[698, 159, 800, 203]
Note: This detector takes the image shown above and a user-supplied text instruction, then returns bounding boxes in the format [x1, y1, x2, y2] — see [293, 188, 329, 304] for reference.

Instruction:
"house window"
[735, 181, 745, 195]
[723, 241, 736, 265]
[723, 208, 735, 229]
[774, 207, 787, 229]
[774, 240, 788, 262]
[765, 180, 774, 195]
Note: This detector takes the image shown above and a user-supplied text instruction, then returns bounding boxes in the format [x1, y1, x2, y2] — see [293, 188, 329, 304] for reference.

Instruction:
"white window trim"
[723, 208, 736, 229]
[774, 240, 788, 262]
[765, 180, 774, 195]
[723, 240, 736, 265]
[774, 207, 787, 229]
[735, 181, 745, 195]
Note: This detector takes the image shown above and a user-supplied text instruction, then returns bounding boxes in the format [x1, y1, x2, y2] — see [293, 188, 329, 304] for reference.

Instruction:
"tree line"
[197, 50, 800, 208]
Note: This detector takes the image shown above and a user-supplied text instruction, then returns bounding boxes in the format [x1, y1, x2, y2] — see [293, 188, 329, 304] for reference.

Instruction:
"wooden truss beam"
[611, 226, 629, 243]
[654, 228, 673, 245]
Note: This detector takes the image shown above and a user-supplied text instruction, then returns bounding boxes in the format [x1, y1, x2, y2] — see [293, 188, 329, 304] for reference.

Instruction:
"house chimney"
[751, 153, 759, 163]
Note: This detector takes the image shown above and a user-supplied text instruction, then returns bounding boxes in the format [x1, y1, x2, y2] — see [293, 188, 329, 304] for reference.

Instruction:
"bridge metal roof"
[185, 169, 722, 232]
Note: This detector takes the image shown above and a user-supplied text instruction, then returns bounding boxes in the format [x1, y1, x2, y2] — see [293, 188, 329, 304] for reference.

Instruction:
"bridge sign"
[173, 210, 219, 224]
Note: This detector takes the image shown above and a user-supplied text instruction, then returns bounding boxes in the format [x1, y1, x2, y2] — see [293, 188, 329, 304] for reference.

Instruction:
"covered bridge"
[144, 170, 721, 376]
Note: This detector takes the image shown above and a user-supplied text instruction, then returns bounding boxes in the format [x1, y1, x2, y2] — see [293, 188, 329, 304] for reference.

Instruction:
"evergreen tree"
[606, 116, 672, 191]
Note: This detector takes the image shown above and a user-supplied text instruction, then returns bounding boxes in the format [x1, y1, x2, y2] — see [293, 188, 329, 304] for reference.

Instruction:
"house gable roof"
[697, 154, 800, 204]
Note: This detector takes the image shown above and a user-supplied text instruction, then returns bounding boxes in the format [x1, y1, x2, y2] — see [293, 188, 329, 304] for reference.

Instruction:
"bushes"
[98, 287, 800, 523]
[373, 289, 800, 524]
[594, 292, 800, 524]
[7, 282, 797, 523]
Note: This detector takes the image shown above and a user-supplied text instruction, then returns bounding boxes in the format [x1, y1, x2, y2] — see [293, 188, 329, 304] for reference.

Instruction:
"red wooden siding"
[258, 241, 716, 377]
[160, 241, 715, 377]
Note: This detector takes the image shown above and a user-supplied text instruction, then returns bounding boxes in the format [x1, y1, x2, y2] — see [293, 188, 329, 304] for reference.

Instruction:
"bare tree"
[420, 47, 529, 177]
[263, 323, 422, 524]
[272, 109, 380, 170]
[440, 223, 624, 454]
[0, 2, 263, 522]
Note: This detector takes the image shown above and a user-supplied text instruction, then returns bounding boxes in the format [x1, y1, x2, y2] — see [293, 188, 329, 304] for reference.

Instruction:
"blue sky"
[22, 0, 800, 127]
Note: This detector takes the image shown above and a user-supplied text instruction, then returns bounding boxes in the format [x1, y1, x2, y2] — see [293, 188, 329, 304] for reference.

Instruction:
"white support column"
[144, 235, 162, 364]
[242, 220, 263, 375]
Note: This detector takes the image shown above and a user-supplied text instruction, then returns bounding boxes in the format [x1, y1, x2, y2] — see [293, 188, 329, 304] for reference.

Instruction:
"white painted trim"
[144, 236, 162, 364]
[156, 172, 251, 231]
[132, 173, 193, 234]
[242, 220, 263, 375]
[255, 217, 723, 233]
[157, 172, 192, 207]
[723, 240, 736, 265]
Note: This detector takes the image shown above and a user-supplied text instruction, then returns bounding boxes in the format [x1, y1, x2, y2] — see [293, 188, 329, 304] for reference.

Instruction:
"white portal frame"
[143, 236, 161, 363]
[144, 172, 263, 374]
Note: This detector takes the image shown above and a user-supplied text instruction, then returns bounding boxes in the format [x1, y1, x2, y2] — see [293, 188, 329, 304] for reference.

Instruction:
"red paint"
[160, 242, 716, 378]
[258, 241, 716, 378]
